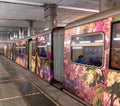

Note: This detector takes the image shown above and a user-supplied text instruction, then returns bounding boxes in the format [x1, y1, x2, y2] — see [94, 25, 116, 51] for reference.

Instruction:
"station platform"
[0, 55, 89, 106]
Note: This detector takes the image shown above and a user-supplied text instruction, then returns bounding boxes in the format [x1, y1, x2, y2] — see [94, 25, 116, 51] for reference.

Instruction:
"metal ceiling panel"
[0, 20, 28, 27]
[0, 3, 44, 21]
[58, 0, 99, 9]
[57, 8, 94, 24]
[19, 0, 62, 4]
[0, 0, 99, 39]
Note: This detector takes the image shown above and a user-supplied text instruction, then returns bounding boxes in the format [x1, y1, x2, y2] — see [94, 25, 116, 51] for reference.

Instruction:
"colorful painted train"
[3, 6, 120, 106]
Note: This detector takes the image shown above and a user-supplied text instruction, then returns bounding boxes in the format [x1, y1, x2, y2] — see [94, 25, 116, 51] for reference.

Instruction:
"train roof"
[66, 5, 120, 29]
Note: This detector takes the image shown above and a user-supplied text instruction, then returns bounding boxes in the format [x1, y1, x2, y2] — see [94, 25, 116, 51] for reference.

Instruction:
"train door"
[28, 39, 32, 70]
[31, 39, 36, 73]
[12, 43, 16, 61]
[53, 28, 64, 82]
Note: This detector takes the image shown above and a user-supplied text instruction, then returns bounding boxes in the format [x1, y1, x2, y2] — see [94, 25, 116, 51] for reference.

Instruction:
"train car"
[35, 27, 64, 82]
[3, 27, 64, 83]
[35, 31, 53, 81]
[3, 6, 120, 106]
[62, 6, 120, 106]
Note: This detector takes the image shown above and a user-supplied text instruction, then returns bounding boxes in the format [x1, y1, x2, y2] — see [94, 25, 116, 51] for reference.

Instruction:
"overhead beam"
[0, 18, 43, 23]
[0, 26, 43, 31]
[0, 26, 27, 28]
[58, 6, 99, 13]
[0, 0, 43, 7]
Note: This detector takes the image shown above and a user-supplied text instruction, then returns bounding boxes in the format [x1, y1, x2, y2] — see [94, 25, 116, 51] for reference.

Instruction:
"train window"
[38, 47, 47, 57]
[110, 21, 120, 70]
[22, 44, 27, 55]
[15, 45, 19, 54]
[71, 32, 104, 67]
[37, 36, 47, 58]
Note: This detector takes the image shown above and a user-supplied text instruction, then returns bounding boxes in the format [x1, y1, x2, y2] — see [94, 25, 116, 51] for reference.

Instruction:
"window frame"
[37, 35, 48, 58]
[109, 21, 120, 70]
[70, 32, 105, 68]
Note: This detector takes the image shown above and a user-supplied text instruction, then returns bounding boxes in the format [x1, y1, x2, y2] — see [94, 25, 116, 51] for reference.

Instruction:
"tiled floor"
[0, 55, 88, 106]
[0, 56, 57, 106]
[0, 63, 28, 106]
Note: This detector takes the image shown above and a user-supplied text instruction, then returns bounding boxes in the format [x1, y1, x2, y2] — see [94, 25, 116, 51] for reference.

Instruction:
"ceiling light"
[114, 37, 120, 41]
[58, 6, 99, 13]
[95, 40, 103, 42]
[9, 29, 12, 31]
[44, 28, 49, 31]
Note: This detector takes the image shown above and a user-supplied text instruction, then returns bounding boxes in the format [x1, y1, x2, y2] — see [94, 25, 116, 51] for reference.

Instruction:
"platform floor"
[0, 55, 87, 106]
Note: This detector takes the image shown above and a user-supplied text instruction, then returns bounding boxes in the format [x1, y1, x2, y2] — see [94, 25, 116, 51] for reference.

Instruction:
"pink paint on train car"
[64, 17, 115, 106]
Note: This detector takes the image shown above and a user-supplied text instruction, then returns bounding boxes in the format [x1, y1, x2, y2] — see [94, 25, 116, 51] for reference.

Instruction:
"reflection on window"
[110, 21, 120, 69]
[71, 32, 104, 67]
[38, 47, 47, 57]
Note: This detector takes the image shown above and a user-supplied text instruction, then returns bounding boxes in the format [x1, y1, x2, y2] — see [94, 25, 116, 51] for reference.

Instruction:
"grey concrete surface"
[0, 55, 88, 106]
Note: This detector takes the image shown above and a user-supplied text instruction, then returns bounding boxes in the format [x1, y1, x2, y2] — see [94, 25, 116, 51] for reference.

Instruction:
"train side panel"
[64, 15, 120, 106]
[36, 33, 53, 81]
[15, 40, 28, 68]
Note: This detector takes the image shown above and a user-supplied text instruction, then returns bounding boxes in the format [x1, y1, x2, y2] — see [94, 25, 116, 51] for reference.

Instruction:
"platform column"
[19, 28, 24, 39]
[99, 0, 120, 11]
[44, 4, 57, 30]
[28, 20, 34, 36]
[27, 20, 34, 70]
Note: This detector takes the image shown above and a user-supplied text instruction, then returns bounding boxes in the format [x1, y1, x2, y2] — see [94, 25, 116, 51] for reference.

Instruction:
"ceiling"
[0, 0, 99, 42]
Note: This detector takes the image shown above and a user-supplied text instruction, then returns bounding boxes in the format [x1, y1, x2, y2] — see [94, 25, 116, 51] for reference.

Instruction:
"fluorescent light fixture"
[16, 46, 26, 48]
[47, 42, 51, 45]
[72, 46, 82, 49]
[58, 6, 99, 13]
[0, 0, 43, 6]
[44, 28, 49, 31]
[72, 42, 75, 44]
[95, 40, 103, 42]
[37, 45, 46, 48]
[113, 37, 120, 41]
[64, 40, 70, 44]
[79, 41, 91, 43]
[76, 37, 79, 40]
[40, 37, 45, 40]
[9, 29, 12, 31]
[76, 27, 80, 34]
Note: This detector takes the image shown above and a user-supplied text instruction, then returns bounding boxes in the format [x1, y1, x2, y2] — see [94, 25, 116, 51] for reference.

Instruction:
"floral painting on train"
[15, 40, 28, 68]
[64, 16, 120, 106]
[36, 34, 53, 81]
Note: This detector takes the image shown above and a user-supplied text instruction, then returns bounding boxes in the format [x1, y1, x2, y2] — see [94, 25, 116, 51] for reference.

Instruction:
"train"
[2, 6, 120, 106]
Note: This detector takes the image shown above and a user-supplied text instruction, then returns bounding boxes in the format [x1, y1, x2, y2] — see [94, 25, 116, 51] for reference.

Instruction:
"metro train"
[3, 6, 120, 106]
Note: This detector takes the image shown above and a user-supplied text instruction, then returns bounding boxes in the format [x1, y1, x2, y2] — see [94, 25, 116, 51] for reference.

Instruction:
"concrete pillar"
[10, 33, 13, 40]
[28, 20, 34, 36]
[19, 28, 22, 39]
[99, 0, 120, 11]
[44, 4, 57, 30]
